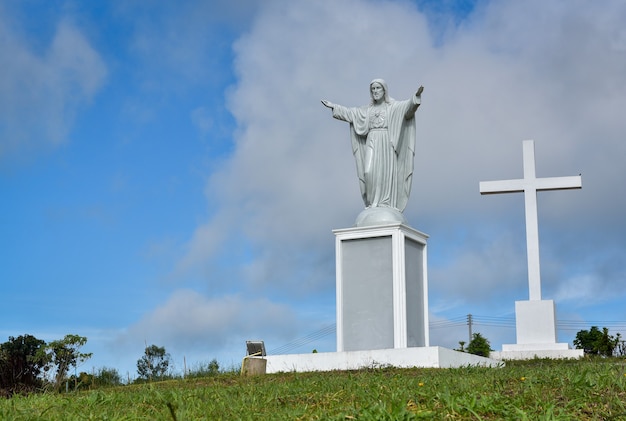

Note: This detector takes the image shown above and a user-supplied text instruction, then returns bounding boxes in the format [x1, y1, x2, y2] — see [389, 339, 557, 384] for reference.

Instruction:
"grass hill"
[2, 357, 625, 420]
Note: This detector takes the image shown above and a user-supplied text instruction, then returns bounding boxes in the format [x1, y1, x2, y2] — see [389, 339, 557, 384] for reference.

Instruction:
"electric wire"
[267, 315, 626, 355]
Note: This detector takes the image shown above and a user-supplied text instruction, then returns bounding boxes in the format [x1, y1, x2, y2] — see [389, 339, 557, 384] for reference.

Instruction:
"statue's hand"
[321, 100, 334, 109]
[416, 86, 424, 97]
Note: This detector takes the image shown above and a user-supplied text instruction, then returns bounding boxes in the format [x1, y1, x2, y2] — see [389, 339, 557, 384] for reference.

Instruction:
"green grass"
[2, 358, 626, 420]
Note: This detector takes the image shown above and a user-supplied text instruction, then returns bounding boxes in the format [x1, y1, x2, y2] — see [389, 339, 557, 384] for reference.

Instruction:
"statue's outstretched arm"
[321, 99, 334, 109]
[405, 86, 423, 119]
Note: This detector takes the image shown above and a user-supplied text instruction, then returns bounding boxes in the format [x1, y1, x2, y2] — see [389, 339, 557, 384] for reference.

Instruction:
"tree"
[207, 358, 220, 375]
[94, 367, 122, 387]
[574, 326, 620, 357]
[467, 333, 491, 357]
[137, 344, 171, 381]
[68, 367, 122, 390]
[0, 334, 49, 392]
[597, 330, 621, 357]
[68, 371, 93, 390]
[47, 334, 92, 390]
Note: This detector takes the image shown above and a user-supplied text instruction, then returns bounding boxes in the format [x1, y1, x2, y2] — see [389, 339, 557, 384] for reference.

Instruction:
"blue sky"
[2, 0, 626, 378]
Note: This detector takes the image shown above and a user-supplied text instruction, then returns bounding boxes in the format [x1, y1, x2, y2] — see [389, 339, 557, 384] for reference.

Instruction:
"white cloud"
[0, 15, 106, 159]
[553, 274, 599, 304]
[191, 107, 214, 135]
[115, 289, 299, 355]
[431, 231, 528, 303]
[551, 252, 626, 306]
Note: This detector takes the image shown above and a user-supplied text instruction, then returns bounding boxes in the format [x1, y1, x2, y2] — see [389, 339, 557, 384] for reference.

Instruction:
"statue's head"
[370, 79, 390, 104]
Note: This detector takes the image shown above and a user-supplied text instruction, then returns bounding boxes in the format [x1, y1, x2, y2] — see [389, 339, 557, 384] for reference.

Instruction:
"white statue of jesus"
[322, 79, 423, 214]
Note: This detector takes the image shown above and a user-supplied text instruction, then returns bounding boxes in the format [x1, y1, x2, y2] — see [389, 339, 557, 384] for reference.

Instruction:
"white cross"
[480, 140, 582, 301]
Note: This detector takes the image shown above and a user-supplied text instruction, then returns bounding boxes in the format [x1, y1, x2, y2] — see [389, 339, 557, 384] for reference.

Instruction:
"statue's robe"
[332, 94, 420, 211]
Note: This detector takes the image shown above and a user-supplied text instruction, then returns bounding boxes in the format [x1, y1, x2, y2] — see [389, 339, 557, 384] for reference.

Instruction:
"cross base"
[489, 300, 583, 360]
[515, 300, 558, 344]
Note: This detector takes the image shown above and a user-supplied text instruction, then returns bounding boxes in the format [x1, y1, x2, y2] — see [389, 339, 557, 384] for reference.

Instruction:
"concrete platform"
[261, 346, 502, 374]
[491, 343, 583, 360]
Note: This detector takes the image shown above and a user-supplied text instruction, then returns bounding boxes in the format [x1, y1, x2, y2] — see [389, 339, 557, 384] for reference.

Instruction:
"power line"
[268, 324, 336, 355]
[267, 315, 626, 355]
[430, 314, 516, 330]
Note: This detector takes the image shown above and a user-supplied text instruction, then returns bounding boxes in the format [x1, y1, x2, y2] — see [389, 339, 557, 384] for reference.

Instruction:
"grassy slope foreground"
[1, 358, 625, 420]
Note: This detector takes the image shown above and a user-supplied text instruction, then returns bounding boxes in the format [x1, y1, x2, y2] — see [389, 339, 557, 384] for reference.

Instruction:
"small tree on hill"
[207, 358, 220, 375]
[137, 344, 171, 381]
[48, 334, 92, 390]
[467, 333, 491, 357]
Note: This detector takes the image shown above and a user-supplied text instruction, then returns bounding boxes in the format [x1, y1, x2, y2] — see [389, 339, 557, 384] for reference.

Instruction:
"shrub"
[467, 333, 491, 357]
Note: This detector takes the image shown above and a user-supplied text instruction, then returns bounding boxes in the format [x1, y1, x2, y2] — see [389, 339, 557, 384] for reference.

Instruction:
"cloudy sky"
[2, 0, 626, 377]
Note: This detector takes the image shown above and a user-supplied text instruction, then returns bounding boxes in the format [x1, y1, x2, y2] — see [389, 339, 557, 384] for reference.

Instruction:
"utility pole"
[467, 314, 473, 344]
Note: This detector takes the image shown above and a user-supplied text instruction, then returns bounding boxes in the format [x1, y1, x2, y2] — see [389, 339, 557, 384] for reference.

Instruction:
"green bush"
[467, 332, 491, 357]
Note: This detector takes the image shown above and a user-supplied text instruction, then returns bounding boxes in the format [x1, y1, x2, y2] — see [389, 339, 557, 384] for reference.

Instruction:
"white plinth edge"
[262, 347, 502, 374]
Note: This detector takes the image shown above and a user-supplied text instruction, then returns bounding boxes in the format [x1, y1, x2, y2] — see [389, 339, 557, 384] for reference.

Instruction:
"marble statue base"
[355, 206, 407, 227]
[333, 223, 429, 352]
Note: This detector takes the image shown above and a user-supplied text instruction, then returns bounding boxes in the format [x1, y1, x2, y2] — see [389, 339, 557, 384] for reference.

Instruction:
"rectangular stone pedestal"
[515, 300, 558, 344]
[333, 223, 429, 352]
[490, 299, 583, 360]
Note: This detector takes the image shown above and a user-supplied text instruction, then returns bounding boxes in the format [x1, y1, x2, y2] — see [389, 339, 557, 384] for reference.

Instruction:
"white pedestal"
[490, 300, 583, 360]
[516, 300, 558, 344]
[333, 223, 429, 352]
[260, 223, 502, 373]
[264, 347, 501, 373]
